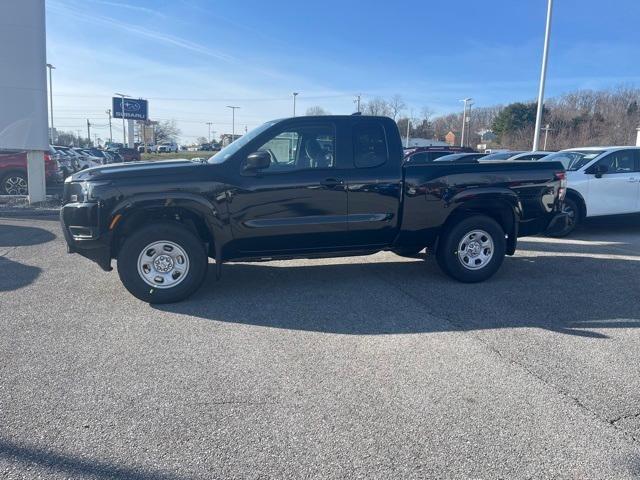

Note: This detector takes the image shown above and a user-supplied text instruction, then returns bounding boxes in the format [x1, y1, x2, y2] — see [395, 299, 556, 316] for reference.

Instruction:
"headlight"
[81, 181, 111, 201]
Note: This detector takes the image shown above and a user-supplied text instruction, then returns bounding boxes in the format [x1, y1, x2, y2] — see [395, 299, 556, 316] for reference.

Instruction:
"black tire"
[436, 215, 506, 283]
[0, 171, 28, 195]
[548, 197, 579, 238]
[117, 222, 208, 303]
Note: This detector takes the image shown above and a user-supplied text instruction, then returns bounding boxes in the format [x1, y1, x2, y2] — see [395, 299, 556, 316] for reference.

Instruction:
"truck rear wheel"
[117, 222, 208, 303]
[436, 215, 505, 283]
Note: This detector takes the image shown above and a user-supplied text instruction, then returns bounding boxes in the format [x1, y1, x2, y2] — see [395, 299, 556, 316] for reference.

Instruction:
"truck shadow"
[0, 224, 56, 247]
[155, 241, 640, 338]
[0, 257, 41, 292]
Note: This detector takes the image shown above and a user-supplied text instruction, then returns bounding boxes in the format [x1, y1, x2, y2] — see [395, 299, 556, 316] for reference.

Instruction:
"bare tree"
[306, 106, 330, 116]
[362, 97, 391, 117]
[155, 120, 181, 143]
[388, 94, 406, 120]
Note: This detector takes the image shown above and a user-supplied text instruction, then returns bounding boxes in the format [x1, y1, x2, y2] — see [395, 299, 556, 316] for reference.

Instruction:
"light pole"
[354, 94, 361, 113]
[206, 122, 213, 142]
[292, 92, 299, 117]
[114, 92, 129, 146]
[106, 109, 113, 144]
[226, 106, 240, 141]
[532, 0, 553, 151]
[460, 98, 472, 147]
[541, 123, 553, 150]
[405, 110, 412, 148]
[46, 63, 55, 143]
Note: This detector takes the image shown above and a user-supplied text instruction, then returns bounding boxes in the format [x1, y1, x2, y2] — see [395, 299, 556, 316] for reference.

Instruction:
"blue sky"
[46, 0, 640, 143]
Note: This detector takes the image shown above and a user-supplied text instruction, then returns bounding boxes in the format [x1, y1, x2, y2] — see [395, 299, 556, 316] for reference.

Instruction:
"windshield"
[541, 150, 604, 170]
[208, 121, 278, 164]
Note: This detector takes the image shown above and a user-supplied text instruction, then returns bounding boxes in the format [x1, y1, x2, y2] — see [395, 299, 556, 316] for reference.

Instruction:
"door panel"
[586, 151, 639, 216]
[345, 120, 403, 247]
[227, 122, 349, 253]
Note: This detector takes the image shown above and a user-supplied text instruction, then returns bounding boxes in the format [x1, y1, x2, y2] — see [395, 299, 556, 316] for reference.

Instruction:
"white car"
[542, 147, 640, 235]
[156, 142, 179, 153]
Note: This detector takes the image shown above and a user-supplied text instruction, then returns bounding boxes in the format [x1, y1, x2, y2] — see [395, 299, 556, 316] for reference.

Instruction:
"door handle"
[320, 178, 344, 187]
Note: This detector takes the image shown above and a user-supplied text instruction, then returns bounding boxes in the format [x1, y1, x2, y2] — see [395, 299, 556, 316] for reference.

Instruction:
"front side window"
[595, 150, 637, 174]
[353, 123, 388, 168]
[256, 124, 335, 172]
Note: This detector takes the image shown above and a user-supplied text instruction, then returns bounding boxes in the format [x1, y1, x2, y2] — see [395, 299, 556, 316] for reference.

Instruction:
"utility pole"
[405, 111, 412, 148]
[76, 130, 81, 147]
[465, 100, 474, 148]
[206, 122, 213, 142]
[114, 92, 129, 146]
[541, 123, 553, 150]
[86, 119, 91, 146]
[532, 0, 553, 151]
[106, 109, 113, 143]
[226, 106, 240, 141]
[292, 92, 299, 117]
[460, 98, 472, 147]
[354, 94, 361, 113]
[46, 63, 55, 143]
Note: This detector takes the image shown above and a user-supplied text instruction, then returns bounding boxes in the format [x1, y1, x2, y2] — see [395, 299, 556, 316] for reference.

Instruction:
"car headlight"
[81, 181, 111, 201]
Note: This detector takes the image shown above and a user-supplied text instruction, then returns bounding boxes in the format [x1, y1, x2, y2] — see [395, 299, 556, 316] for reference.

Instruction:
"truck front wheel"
[117, 222, 208, 303]
[436, 215, 506, 283]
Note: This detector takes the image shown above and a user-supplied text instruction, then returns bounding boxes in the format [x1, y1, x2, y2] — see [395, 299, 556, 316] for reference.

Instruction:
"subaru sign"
[112, 97, 148, 120]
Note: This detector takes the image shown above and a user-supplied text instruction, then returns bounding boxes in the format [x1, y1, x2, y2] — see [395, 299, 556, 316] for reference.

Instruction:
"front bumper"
[60, 202, 113, 271]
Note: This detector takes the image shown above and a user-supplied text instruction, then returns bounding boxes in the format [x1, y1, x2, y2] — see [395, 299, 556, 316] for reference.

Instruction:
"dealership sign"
[112, 98, 148, 120]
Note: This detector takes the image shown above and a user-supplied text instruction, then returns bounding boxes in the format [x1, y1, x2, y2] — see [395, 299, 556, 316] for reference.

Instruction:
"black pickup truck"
[61, 115, 568, 303]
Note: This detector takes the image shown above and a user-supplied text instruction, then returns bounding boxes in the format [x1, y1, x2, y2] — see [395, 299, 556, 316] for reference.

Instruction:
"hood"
[69, 159, 205, 182]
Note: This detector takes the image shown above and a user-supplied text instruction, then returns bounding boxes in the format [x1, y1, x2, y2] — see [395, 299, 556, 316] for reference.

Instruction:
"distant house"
[405, 138, 449, 148]
[220, 134, 242, 146]
[445, 131, 459, 146]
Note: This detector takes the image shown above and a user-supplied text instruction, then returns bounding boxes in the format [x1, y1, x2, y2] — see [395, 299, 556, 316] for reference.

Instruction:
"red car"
[0, 149, 62, 195]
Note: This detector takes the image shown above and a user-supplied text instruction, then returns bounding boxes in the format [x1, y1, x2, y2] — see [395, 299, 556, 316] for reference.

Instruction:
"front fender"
[110, 192, 234, 257]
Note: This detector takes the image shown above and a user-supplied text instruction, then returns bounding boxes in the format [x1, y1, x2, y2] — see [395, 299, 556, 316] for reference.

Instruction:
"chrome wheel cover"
[4, 176, 28, 195]
[137, 241, 190, 289]
[457, 229, 494, 270]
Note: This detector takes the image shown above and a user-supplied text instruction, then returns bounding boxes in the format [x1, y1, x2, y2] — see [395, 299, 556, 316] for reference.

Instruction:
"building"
[445, 131, 459, 146]
[220, 134, 242, 146]
[405, 138, 449, 148]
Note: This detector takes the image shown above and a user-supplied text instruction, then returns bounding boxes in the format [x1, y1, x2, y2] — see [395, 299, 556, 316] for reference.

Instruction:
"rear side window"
[353, 122, 388, 168]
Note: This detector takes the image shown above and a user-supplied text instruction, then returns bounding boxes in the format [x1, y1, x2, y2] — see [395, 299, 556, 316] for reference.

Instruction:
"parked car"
[113, 147, 141, 162]
[60, 115, 568, 303]
[507, 151, 555, 161]
[544, 147, 640, 236]
[72, 148, 102, 170]
[433, 153, 487, 163]
[0, 149, 63, 195]
[481, 151, 525, 161]
[53, 147, 81, 172]
[156, 142, 179, 153]
[404, 146, 475, 163]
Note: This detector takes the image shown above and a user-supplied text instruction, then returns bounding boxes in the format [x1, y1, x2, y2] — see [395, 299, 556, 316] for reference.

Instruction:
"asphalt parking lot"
[1, 214, 640, 479]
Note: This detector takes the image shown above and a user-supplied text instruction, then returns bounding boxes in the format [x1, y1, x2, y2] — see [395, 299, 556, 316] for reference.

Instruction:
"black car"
[60, 115, 568, 303]
[404, 146, 476, 164]
[433, 153, 487, 163]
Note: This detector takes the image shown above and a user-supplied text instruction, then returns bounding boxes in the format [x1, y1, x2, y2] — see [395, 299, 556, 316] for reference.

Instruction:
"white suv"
[542, 147, 640, 235]
[156, 142, 179, 153]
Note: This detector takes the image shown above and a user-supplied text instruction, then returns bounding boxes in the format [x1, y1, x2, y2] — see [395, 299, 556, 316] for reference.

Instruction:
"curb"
[0, 208, 60, 218]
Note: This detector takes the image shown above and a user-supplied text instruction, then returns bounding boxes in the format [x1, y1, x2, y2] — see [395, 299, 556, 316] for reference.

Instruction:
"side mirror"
[244, 151, 271, 172]
[591, 164, 608, 178]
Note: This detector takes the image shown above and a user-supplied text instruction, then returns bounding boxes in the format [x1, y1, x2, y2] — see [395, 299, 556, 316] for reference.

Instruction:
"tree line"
[307, 86, 640, 150]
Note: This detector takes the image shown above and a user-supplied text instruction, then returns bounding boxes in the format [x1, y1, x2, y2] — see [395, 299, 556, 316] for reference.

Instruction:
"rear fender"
[446, 188, 521, 255]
